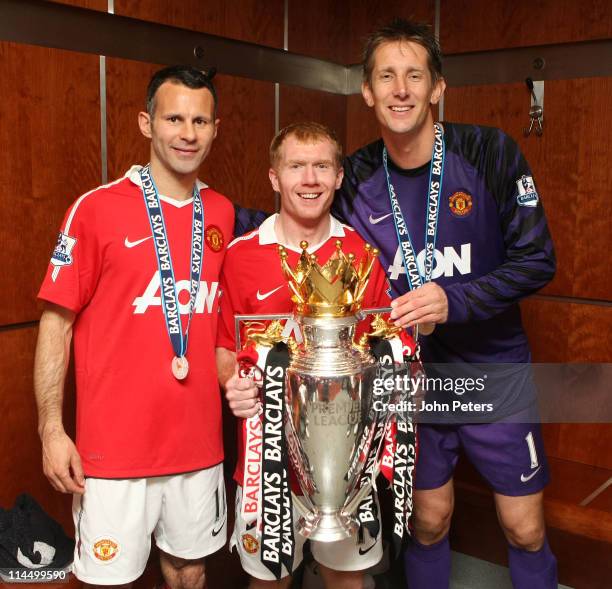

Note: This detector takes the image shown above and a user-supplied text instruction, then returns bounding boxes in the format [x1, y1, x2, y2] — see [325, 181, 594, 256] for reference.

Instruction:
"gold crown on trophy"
[278, 240, 379, 317]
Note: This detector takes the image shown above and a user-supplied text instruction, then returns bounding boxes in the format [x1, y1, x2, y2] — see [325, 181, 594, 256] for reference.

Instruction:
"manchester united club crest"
[92, 537, 120, 563]
[205, 225, 224, 252]
[449, 191, 473, 217]
[242, 533, 259, 555]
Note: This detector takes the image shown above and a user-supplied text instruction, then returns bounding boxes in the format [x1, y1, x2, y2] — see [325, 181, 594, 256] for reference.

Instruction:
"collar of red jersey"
[258, 213, 346, 253]
[125, 165, 208, 208]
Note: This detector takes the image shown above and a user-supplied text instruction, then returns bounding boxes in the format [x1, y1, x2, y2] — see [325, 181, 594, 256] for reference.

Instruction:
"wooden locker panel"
[0, 327, 76, 534]
[543, 421, 612, 470]
[523, 298, 612, 469]
[440, 0, 612, 54]
[0, 43, 102, 326]
[286, 0, 350, 182]
[114, 0, 284, 47]
[521, 298, 570, 362]
[542, 423, 562, 458]
[346, 95, 379, 156]
[444, 78, 612, 301]
[522, 298, 612, 363]
[288, 0, 348, 62]
[553, 424, 612, 470]
[204, 75, 276, 212]
[533, 77, 612, 302]
[589, 486, 612, 512]
[572, 77, 612, 301]
[570, 303, 612, 362]
[545, 458, 612, 506]
[280, 86, 346, 145]
[347, 0, 435, 63]
[104, 58, 158, 182]
[50, 0, 106, 9]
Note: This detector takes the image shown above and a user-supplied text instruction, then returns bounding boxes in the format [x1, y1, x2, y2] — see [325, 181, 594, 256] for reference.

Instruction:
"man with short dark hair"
[35, 65, 232, 589]
[333, 18, 558, 589]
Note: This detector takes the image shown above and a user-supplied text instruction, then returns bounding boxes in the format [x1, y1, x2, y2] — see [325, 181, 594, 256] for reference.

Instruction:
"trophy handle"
[353, 311, 402, 352]
[234, 313, 293, 352]
[342, 467, 380, 516]
[291, 491, 317, 518]
[356, 306, 420, 341]
[342, 409, 391, 513]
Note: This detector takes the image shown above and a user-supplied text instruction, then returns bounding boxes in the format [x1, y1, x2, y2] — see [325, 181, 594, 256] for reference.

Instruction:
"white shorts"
[72, 465, 227, 585]
[231, 486, 383, 581]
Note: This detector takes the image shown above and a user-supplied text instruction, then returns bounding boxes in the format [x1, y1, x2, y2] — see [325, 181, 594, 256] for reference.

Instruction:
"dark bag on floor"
[0, 494, 74, 570]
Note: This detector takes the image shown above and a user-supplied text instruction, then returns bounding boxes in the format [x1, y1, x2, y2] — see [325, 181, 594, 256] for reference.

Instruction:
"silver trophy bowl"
[285, 314, 382, 542]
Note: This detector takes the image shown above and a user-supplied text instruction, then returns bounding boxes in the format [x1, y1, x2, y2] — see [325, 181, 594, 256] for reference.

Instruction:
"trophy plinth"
[296, 509, 359, 542]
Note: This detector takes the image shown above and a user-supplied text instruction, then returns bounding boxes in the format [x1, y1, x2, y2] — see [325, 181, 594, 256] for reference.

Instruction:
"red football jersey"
[39, 166, 234, 478]
[217, 214, 392, 483]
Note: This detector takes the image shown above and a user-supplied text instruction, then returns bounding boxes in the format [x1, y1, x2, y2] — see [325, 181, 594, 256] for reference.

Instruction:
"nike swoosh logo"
[369, 213, 393, 225]
[256, 286, 283, 301]
[358, 542, 377, 556]
[212, 515, 226, 537]
[124, 236, 152, 248]
[520, 466, 542, 483]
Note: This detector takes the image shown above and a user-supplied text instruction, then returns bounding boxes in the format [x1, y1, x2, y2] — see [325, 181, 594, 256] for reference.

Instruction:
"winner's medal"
[139, 165, 204, 380]
[172, 356, 190, 380]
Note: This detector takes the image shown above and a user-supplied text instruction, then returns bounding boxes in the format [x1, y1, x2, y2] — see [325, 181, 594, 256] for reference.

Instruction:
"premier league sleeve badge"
[516, 175, 539, 207]
[50, 231, 77, 274]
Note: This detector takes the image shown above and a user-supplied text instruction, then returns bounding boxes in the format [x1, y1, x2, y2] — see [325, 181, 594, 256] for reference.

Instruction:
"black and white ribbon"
[260, 343, 294, 579]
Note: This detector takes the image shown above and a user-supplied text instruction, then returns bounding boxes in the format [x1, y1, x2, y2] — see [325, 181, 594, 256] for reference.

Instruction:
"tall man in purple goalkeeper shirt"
[332, 18, 558, 589]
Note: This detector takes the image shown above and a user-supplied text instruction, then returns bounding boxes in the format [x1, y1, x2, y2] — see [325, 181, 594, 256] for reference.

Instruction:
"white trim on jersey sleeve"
[227, 229, 260, 250]
[51, 174, 129, 282]
[62, 174, 128, 234]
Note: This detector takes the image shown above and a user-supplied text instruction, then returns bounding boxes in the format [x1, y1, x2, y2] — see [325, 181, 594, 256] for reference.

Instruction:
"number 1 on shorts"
[525, 431, 539, 469]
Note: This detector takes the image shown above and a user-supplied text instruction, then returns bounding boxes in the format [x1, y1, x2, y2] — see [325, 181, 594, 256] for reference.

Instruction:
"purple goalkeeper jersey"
[333, 123, 556, 415]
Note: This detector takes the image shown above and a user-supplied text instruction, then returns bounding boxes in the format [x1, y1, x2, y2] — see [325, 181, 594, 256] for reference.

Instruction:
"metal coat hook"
[524, 77, 544, 137]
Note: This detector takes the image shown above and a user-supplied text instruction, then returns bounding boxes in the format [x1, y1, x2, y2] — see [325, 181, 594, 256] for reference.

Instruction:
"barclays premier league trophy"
[235, 240, 418, 579]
